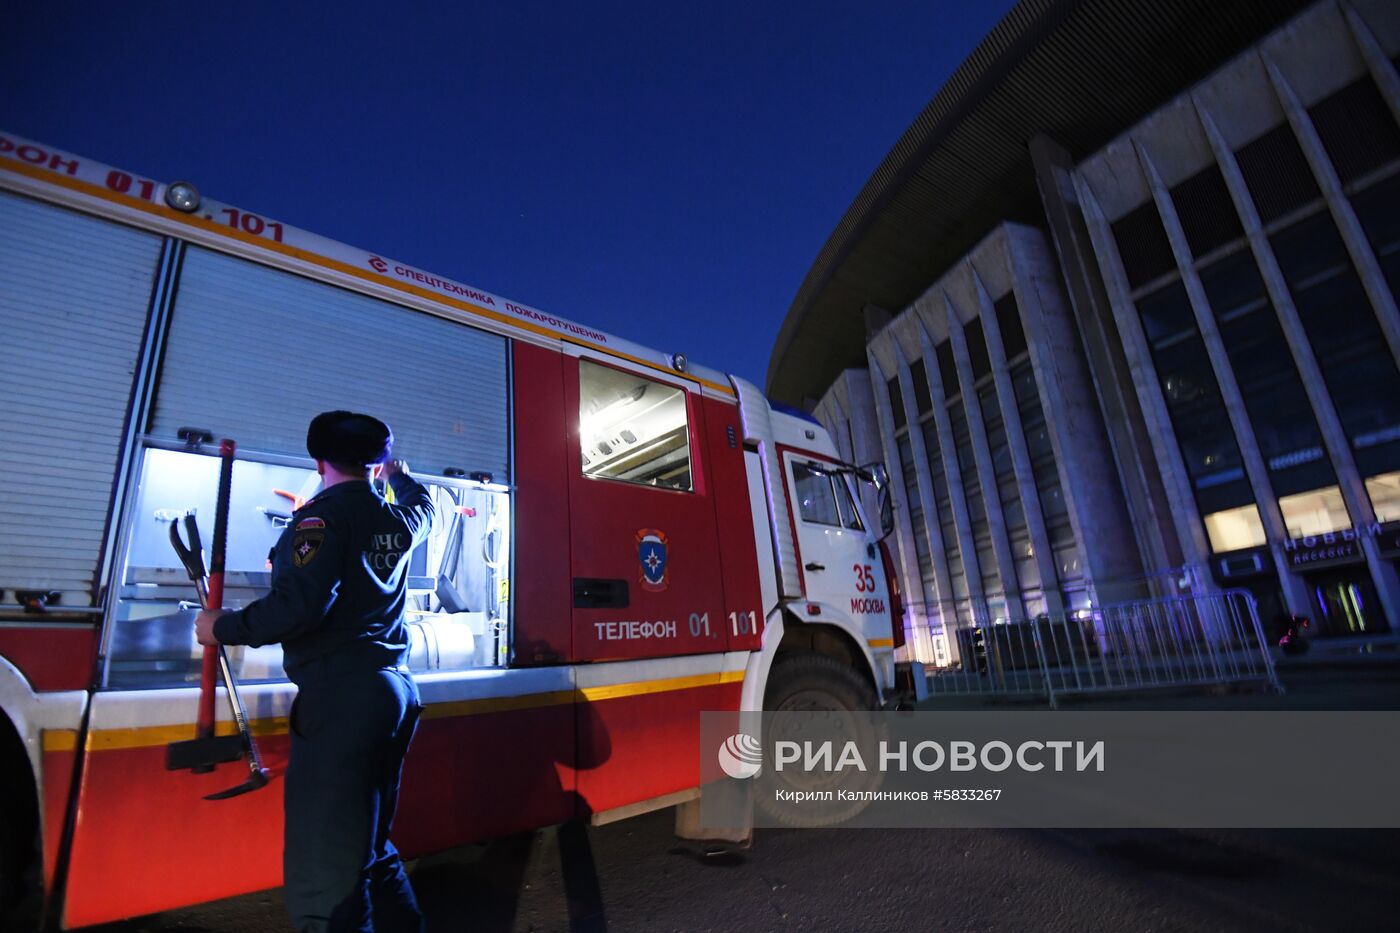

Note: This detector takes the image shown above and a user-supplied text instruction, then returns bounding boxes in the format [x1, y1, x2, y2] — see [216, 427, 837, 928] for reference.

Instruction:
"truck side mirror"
[878, 486, 895, 540]
[858, 462, 895, 540]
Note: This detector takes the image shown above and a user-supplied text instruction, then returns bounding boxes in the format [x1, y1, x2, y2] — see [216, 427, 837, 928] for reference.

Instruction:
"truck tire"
[756, 652, 881, 827]
[0, 720, 42, 933]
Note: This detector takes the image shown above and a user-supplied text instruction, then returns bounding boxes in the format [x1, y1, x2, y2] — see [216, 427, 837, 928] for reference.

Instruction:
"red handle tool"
[195, 439, 235, 740]
[166, 439, 270, 798]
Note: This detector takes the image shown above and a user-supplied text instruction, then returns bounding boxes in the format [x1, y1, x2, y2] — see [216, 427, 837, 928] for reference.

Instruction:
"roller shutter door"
[151, 247, 510, 479]
[0, 191, 162, 608]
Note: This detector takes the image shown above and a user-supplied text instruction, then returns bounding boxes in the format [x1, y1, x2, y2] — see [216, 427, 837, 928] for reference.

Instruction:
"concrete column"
[867, 352, 944, 663]
[1071, 172, 1218, 594]
[973, 268, 1066, 616]
[1262, 54, 1400, 372]
[1342, 3, 1400, 136]
[822, 394, 854, 464]
[943, 281, 1023, 618]
[1030, 135, 1182, 597]
[844, 373, 885, 465]
[1133, 141, 1313, 619]
[814, 383, 871, 522]
[1005, 224, 1149, 606]
[1196, 95, 1400, 630]
[913, 311, 989, 627]
[893, 347, 956, 653]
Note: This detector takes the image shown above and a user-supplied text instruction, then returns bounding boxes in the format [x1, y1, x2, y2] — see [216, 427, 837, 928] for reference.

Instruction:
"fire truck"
[0, 132, 907, 929]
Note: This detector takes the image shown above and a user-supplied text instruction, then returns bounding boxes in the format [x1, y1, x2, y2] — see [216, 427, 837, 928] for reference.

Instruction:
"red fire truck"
[0, 132, 906, 929]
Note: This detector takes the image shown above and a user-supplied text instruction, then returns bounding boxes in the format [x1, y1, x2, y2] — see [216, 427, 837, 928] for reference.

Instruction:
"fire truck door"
[782, 450, 881, 618]
[564, 355, 735, 814]
[566, 357, 729, 661]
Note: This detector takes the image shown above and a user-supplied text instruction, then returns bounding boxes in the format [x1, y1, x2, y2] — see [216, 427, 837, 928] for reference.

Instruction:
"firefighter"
[195, 411, 435, 933]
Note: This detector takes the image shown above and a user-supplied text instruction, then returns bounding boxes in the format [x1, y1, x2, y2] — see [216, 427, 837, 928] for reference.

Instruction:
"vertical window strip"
[1009, 358, 1069, 589]
[1135, 279, 1264, 551]
[1270, 209, 1400, 481]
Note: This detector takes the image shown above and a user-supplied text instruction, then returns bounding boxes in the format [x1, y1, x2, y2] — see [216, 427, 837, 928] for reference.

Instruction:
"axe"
[164, 439, 271, 799]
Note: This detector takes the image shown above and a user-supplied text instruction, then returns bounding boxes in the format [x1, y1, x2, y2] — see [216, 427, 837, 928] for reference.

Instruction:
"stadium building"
[767, 0, 1400, 664]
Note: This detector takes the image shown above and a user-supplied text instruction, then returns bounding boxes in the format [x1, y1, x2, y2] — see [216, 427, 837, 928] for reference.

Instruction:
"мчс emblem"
[636, 529, 669, 592]
[292, 530, 324, 568]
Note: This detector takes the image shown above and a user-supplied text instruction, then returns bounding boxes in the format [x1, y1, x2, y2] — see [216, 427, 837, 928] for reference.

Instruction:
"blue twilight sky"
[1, 1, 1015, 389]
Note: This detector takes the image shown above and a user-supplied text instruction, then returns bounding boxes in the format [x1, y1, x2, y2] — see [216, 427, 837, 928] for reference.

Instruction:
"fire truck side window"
[105, 447, 511, 688]
[579, 360, 693, 491]
[793, 463, 842, 527]
[836, 476, 865, 531]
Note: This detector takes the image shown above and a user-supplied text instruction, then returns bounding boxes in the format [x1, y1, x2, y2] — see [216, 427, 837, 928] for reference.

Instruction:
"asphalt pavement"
[84, 669, 1400, 932]
[84, 814, 1400, 932]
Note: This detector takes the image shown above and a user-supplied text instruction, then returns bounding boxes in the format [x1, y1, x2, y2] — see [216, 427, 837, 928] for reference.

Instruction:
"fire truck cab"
[0, 131, 904, 929]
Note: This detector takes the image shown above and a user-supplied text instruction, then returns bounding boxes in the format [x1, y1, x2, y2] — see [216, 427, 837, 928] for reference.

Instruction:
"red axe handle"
[196, 439, 236, 739]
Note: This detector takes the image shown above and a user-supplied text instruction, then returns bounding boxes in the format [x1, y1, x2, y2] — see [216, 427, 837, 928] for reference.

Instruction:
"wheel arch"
[0, 653, 88, 912]
[0, 658, 43, 791]
[1, 698, 41, 922]
[772, 619, 874, 690]
[0, 706, 38, 816]
[740, 606, 881, 712]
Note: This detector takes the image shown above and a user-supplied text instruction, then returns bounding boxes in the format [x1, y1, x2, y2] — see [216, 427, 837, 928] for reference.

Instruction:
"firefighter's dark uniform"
[215, 456, 434, 933]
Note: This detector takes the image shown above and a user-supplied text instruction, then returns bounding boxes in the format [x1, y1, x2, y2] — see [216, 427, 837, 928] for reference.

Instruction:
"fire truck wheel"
[756, 652, 881, 828]
[0, 722, 42, 932]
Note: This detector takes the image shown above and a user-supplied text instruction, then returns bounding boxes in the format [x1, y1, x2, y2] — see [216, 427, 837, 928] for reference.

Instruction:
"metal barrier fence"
[925, 591, 1280, 707]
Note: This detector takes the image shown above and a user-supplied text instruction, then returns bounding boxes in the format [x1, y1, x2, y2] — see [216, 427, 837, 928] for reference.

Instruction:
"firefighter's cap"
[307, 410, 393, 466]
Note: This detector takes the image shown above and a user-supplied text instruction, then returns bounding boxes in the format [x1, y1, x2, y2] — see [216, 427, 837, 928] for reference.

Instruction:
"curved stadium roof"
[765, 0, 1314, 406]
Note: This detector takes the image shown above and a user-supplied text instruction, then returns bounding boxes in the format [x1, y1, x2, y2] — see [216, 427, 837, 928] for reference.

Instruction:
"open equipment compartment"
[104, 444, 512, 688]
[401, 474, 512, 671]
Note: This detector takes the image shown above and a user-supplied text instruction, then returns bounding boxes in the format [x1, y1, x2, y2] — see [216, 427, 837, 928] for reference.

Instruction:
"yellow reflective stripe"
[82, 671, 744, 751]
[420, 689, 576, 721]
[87, 717, 290, 752]
[577, 669, 744, 703]
[0, 158, 736, 398]
[867, 638, 895, 649]
[42, 730, 79, 752]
